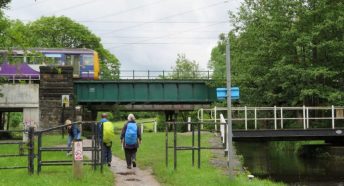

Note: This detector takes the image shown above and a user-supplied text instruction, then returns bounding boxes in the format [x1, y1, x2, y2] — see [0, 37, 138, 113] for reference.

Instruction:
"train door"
[80, 54, 94, 79]
[66, 54, 80, 78]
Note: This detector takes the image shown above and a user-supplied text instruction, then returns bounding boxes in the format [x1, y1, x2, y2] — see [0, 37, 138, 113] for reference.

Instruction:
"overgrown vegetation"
[209, 0, 344, 107]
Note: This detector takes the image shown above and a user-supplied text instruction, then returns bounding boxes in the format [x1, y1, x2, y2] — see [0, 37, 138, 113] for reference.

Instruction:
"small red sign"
[74, 141, 83, 161]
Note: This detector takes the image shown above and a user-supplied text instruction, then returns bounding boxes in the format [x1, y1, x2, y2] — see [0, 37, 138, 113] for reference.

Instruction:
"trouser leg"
[102, 143, 111, 164]
[131, 148, 137, 161]
[124, 148, 132, 167]
[67, 135, 72, 153]
[106, 145, 112, 163]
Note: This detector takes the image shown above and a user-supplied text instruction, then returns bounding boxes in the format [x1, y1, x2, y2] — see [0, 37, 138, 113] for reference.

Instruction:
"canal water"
[235, 142, 344, 185]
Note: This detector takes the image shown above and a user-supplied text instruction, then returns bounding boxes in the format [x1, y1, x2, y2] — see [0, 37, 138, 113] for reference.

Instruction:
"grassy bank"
[0, 135, 113, 186]
[112, 131, 284, 186]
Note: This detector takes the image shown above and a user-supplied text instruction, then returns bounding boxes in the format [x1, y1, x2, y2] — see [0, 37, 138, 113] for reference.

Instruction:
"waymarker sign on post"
[74, 141, 83, 161]
[72, 139, 83, 179]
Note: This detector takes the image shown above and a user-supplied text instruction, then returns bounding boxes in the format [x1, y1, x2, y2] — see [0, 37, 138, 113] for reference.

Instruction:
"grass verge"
[0, 135, 113, 186]
[112, 132, 284, 186]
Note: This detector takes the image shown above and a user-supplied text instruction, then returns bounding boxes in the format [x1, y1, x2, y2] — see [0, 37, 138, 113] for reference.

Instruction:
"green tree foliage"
[3, 16, 120, 79]
[169, 53, 201, 79]
[0, 0, 10, 47]
[209, 0, 344, 106]
[0, 0, 10, 9]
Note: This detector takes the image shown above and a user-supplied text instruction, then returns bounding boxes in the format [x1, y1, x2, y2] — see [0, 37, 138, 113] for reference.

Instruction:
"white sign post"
[72, 140, 83, 179]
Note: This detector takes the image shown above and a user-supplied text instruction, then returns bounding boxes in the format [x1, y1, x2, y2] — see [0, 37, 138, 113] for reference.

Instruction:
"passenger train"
[0, 48, 100, 80]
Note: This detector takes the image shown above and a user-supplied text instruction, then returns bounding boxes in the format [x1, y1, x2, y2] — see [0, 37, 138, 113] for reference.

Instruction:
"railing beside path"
[1, 121, 103, 175]
[198, 106, 344, 131]
[36, 121, 102, 174]
[0, 128, 35, 174]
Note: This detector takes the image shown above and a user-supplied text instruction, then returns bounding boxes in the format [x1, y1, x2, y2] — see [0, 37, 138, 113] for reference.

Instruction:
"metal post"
[254, 108, 257, 129]
[91, 123, 98, 171]
[100, 123, 103, 173]
[226, 38, 234, 178]
[214, 106, 217, 132]
[200, 109, 204, 129]
[274, 106, 277, 130]
[332, 105, 335, 129]
[187, 117, 191, 132]
[306, 107, 309, 129]
[173, 122, 177, 170]
[197, 122, 201, 169]
[165, 122, 168, 167]
[303, 105, 306, 129]
[192, 122, 195, 167]
[37, 133, 42, 174]
[61, 103, 65, 139]
[28, 127, 34, 175]
[280, 107, 284, 129]
[245, 106, 247, 130]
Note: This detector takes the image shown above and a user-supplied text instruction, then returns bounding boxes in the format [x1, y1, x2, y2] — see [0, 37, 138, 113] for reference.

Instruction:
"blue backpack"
[125, 123, 138, 145]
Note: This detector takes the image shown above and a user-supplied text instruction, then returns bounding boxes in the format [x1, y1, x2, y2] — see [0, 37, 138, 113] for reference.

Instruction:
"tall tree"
[169, 53, 200, 79]
[209, 0, 344, 106]
[0, 0, 10, 9]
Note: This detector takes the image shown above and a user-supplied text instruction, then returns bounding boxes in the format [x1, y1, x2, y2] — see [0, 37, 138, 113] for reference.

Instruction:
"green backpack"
[102, 121, 114, 145]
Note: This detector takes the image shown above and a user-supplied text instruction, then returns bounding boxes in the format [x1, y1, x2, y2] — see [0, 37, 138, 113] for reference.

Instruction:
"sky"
[4, 0, 242, 71]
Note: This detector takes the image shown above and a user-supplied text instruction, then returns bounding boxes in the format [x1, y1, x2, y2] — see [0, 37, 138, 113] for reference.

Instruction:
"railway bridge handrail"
[198, 106, 344, 130]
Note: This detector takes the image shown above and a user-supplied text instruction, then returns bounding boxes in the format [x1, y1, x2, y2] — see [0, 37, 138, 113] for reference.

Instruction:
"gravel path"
[83, 139, 160, 186]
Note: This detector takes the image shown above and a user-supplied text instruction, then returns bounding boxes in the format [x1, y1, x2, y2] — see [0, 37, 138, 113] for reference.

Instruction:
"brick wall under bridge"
[39, 66, 75, 128]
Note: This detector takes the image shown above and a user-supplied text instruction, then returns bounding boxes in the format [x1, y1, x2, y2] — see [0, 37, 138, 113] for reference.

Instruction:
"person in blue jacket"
[65, 119, 81, 155]
[121, 113, 142, 169]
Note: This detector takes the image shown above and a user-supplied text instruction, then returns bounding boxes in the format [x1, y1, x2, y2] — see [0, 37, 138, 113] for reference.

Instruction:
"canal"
[235, 142, 344, 185]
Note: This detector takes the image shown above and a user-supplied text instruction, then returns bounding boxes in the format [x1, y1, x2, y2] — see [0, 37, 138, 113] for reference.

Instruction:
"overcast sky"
[4, 0, 242, 71]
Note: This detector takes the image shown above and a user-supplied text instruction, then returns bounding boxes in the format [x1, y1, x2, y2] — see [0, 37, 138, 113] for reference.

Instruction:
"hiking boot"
[107, 162, 111, 167]
[127, 166, 132, 169]
[132, 161, 136, 168]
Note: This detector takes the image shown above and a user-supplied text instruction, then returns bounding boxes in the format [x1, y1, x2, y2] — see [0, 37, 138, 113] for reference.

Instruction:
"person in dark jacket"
[121, 113, 141, 169]
[65, 119, 81, 155]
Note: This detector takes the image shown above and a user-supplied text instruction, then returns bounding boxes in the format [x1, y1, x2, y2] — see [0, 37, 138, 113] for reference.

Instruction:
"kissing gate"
[165, 121, 226, 170]
[0, 121, 105, 175]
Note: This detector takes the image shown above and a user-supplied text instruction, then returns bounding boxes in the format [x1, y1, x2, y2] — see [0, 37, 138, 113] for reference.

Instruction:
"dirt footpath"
[83, 139, 160, 186]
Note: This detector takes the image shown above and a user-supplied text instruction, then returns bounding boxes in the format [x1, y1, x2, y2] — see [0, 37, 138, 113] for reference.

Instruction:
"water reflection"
[235, 142, 344, 185]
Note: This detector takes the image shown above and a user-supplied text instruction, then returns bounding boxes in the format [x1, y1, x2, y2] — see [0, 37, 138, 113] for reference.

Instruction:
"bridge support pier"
[39, 66, 75, 129]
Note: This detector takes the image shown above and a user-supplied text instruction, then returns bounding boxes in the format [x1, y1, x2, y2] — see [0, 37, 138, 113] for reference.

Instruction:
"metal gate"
[0, 127, 34, 174]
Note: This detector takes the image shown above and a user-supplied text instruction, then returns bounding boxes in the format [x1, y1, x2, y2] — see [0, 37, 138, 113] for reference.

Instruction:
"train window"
[26, 56, 44, 64]
[83, 55, 93, 66]
[44, 54, 64, 65]
[0, 54, 5, 63]
[66, 55, 80, 65]
[66, 55, 80, 76]
[8, 56, 24, 64]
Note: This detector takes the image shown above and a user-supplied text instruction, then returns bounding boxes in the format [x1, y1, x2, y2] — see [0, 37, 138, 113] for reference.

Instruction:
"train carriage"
[0, 48, 100, 80]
